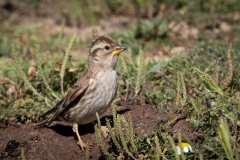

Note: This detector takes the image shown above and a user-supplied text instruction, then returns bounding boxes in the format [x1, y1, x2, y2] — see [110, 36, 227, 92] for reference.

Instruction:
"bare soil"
[0, 100, 203, 160]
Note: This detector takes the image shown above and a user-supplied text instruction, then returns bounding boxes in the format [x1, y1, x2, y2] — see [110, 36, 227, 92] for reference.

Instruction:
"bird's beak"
[113, 45, 127, 55]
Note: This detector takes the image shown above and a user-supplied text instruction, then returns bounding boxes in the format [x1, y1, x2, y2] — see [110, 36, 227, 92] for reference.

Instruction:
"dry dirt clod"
[5, 140, 20, 157]
[100, 126, 109, 138]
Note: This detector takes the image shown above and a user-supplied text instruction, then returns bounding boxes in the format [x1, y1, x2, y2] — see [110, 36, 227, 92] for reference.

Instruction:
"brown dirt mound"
[0, 102, 202, 159]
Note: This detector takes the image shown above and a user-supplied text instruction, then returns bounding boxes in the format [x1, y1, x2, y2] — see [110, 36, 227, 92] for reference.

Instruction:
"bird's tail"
[35, 99, 65, 129]
[35, 119, 51, 128]
[35, 106, 58, 128]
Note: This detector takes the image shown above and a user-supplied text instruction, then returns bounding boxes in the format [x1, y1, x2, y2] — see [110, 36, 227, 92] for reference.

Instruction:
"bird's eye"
[104, 46, 110, 50]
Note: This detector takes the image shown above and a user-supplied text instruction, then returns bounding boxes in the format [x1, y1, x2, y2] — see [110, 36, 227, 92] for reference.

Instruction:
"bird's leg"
[101, 126, 109, 138]
[73, 123, 86, 151]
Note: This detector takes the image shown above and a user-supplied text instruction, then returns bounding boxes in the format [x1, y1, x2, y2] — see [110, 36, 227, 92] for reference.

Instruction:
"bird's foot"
[77, 140, 87, 151]
[73, 123, 87, 151]
[101, 126, 109, 138]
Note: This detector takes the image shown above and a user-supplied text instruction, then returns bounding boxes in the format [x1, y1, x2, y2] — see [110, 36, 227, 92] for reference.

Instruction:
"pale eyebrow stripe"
[90, 41, 107, 53]
[90, 47, 102, 55]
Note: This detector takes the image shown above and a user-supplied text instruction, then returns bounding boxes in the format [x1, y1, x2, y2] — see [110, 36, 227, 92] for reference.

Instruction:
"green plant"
[193, 67, 224, 96]
[35, 45, 60, 100]
[134, 48, 145, 97]
[95, 106, 138, 159]
[175, 72, 187, 107]
[154, 135, 168, 160]
[0, 36, 82, 124]
[117, 48, 146, 101]
[12, 45, 46, 101]
[60, 34, 76, 95]
[168, 135, 180, 160]
[218, 118, 234, 160]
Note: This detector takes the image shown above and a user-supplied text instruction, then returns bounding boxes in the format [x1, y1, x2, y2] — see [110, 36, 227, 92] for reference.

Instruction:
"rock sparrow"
[38, 35, 126, 150]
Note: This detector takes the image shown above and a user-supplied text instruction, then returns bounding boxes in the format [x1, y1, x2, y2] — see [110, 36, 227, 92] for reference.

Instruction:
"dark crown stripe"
[91, 35, 116, 48]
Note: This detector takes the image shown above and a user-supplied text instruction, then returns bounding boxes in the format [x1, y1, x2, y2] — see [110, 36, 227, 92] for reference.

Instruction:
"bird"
[37, 35, 126, 150]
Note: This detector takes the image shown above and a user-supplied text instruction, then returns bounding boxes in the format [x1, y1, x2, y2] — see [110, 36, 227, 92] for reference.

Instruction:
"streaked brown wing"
[37, 74, 90, 127]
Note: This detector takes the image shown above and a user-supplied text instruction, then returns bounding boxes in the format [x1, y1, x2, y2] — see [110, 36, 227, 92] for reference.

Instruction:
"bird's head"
[88, 35, 126, 70]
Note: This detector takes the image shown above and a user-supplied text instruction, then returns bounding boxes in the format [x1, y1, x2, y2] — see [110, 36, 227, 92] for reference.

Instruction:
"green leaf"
[147, 61, 168, 73]
[193, 67, 223, 96]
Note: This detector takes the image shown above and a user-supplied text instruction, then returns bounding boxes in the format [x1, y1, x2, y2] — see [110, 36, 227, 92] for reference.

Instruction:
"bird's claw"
[77, 141, 87, 151]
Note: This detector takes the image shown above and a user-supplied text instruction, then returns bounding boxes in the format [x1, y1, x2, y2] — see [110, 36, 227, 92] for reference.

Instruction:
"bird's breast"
[66, 70, 118, 124]
[91, 70, 118, 108]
